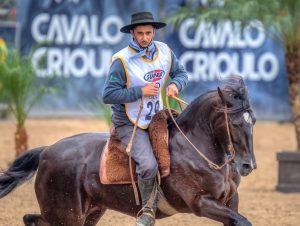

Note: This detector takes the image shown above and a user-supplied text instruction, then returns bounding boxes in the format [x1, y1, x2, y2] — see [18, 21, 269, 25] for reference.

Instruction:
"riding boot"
[135, 177, 158, 226]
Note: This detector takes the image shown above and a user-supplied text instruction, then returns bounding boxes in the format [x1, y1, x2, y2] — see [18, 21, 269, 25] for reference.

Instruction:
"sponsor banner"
[15, 0, 291, 120]
[165, 0, 291, 120]
[16, 0, 159, 115]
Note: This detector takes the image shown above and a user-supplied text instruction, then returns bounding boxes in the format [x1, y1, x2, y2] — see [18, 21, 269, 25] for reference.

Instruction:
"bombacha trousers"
[115, 124, 158, 180]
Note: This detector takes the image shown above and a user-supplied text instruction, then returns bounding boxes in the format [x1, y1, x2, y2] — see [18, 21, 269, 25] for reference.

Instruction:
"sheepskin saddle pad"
[99, 109, 179, 184]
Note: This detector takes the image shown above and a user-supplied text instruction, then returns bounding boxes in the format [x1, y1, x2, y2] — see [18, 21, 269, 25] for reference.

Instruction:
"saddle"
[100, 109, 179, 184]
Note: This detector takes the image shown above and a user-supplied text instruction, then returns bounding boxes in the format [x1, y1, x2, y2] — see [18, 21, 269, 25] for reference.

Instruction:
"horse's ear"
[217, 87, 226, 104]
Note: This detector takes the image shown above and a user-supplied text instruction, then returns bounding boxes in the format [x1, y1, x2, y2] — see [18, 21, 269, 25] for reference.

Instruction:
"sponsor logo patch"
[144, 69, 165, 82]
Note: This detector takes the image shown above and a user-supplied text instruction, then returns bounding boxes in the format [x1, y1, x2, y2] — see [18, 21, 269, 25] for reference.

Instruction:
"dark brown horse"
[0, 77, 256, 226]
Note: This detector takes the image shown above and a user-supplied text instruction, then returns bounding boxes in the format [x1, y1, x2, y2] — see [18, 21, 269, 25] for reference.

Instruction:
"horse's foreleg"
[227, 192, 239, 210]
[23, 214, 50, 226]
[224, 193, 239, 226]
[194, 196, 251, 226]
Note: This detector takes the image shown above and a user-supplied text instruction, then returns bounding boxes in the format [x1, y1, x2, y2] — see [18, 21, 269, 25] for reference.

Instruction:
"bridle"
[166, 95, 235, 170]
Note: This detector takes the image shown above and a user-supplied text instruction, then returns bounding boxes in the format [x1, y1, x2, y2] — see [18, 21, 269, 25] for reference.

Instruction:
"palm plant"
[169, 0, 300, 151]
[87, 95, 112, 126]
[0, 50, 53, 156]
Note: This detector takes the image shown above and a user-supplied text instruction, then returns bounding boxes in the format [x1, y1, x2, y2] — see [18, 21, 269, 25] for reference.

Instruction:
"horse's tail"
[0, 146, 46, 199]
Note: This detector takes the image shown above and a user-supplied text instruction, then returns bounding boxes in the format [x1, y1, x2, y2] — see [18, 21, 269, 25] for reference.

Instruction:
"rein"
[126, 97, 144, 206]
[126, 96, 161, 207]
[126, 94, 236, 206]
[166, 95, 235, 170]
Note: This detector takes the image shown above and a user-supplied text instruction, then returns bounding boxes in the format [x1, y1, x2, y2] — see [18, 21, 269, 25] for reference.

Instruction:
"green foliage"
[0, 50, 55, 126]
[162, 89, 186, 112]
[0, 0, 15, 8]
[87, 95, 112, 126]
[168, 0, 300, 53]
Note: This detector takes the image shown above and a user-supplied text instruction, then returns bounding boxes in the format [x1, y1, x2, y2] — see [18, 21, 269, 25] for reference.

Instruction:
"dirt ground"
[0, 118, 300, 226]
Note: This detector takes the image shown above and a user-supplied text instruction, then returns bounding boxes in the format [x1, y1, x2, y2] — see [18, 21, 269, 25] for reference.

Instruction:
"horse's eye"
[231, 122, 239, 128]
[232, 121, 241, 127]
[231, 115, 244, 126]
[231, 118, 241, 127]
[233, 93, 244, 100]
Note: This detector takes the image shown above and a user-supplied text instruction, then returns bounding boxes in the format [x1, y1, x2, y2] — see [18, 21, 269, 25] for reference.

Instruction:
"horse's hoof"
[135, 211, 155, 226]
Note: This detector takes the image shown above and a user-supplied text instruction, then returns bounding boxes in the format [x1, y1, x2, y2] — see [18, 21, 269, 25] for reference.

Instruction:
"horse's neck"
[174, 100, 215, 141]
[169, 122, 219, 165]
[169, 106, 227, 165]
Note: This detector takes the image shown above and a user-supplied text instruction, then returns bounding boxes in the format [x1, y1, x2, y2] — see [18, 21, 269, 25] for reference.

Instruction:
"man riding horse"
[102, 11, 188, 226]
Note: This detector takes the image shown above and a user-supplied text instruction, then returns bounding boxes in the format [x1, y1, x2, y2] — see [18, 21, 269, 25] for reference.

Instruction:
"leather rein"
[166, 96, 235, 170]
[125, 95, 236, 206]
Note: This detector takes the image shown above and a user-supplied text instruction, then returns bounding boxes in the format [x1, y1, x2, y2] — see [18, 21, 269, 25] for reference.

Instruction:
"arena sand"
[0, 119, 299, 226]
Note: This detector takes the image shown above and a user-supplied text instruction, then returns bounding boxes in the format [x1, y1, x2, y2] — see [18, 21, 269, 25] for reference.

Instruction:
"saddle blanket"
[99, 109, 179, 184]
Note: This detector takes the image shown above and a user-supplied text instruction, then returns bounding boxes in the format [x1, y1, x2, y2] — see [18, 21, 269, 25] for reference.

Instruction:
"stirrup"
[136, 207, 155, 226]
[137, 207, 155, 218]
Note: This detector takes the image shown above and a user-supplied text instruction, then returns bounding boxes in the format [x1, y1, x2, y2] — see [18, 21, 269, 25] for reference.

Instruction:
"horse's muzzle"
[239, 161, 254, 176]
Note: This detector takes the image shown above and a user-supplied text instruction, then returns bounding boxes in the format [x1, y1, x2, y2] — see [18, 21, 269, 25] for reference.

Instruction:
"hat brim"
[120, 21, 166, 33]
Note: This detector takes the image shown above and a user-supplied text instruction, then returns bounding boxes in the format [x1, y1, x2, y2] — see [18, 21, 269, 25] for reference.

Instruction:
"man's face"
[130, 25, 156, 48]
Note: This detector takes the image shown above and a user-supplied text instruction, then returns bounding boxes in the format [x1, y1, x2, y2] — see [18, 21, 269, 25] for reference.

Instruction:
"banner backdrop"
[16, 0, 160, 116]
[15, 0, 291, 120]
[164, 0, 291, 120]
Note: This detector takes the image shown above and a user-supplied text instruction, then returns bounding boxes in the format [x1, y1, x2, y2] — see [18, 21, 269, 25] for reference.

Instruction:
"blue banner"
[14, 0, 291, 120]
[164, 0, 291, 120]
[16, 0, 160, 116]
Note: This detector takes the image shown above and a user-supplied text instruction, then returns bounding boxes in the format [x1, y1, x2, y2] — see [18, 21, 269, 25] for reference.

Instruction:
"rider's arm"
[102, 59, 143, 104]
[169, 51, 188, 92]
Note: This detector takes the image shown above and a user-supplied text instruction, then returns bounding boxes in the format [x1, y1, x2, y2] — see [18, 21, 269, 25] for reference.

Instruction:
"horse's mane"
[175, 90, 219, 129]
[175, 75, 254, 130]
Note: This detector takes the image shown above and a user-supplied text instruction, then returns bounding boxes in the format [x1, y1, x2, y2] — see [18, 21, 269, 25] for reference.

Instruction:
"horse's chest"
[223, 179, 236, 202]
[212, 171, 237, 203]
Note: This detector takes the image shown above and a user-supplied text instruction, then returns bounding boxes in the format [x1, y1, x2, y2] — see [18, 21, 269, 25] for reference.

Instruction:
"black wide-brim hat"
[120, 11, 166, 33]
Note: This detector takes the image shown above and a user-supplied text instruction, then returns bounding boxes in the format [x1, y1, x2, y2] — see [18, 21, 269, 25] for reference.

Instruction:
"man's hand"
[166, 83, 178, 98]
[142, 82, 159, 96]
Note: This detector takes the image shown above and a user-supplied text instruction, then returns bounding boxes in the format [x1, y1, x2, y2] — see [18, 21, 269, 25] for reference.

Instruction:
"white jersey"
[112, 41, 172, 129]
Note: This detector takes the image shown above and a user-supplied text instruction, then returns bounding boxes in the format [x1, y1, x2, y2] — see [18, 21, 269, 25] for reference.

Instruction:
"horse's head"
[174, 75, 256, 176]
[216, 76, 256, 176]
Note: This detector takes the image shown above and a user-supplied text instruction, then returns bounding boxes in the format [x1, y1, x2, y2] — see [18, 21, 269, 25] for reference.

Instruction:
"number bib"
[112, 41, 172, 129]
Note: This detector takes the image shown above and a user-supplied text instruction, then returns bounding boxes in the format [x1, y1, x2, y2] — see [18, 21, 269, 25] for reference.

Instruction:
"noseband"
[166, 96, 235, 170]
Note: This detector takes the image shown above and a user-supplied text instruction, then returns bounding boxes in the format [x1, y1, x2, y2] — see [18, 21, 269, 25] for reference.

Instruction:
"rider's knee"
[140, 160, 158, 179]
